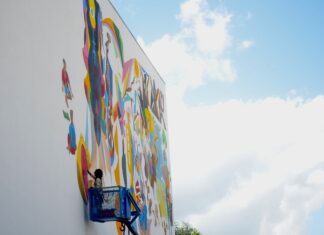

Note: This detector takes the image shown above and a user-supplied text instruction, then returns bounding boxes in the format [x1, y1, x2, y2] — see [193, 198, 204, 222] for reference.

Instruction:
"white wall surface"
[0, 1, 172, 234]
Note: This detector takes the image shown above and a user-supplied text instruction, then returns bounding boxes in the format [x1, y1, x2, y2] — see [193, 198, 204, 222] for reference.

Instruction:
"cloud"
[138, 0, 236, 89]
[307, 169, 324, 185]
[259, 165, 324, 235]
[137, 0, 324, 234]
[177, 0, 232, 55]
[239, 40, 255, 50]
[175, 96, 324, 235]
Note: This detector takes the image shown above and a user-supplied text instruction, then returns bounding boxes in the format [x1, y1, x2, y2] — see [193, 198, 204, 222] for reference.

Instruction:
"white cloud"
[178, 1, 232, 55]
[259, 168, 324, 235]
[174, 96, 324, 235]
[239, 40, 255, 50]
[139, 0, 236, 89]
[138, 0, 324, 234]
[307, 169, 324, 185]
[177, 0, 203, 22]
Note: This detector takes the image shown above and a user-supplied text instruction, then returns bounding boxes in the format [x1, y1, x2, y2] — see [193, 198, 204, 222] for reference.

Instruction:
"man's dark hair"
[94, 169, 103, 178]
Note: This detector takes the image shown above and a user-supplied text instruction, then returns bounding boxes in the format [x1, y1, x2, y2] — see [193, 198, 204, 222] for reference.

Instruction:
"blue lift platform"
[88, 186, 141, 235]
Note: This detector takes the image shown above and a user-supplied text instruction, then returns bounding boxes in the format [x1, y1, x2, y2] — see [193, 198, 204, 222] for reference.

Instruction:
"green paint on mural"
[63, 110, 70, 121]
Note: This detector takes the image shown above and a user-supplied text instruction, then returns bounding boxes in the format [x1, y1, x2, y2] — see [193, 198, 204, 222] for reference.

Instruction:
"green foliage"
[175, 221, 201, 235]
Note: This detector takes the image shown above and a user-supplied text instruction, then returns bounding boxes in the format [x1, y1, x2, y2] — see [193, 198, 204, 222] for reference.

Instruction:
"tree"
[175, 221, 201, 235]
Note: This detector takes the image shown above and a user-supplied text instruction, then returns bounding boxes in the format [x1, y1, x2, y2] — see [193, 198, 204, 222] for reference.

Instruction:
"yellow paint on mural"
[145, 108, 154, 133]
[134, 59, 139, 78]
[114, 157, 121, 186]
[88, 0, 96, 29]
[114, 128, 119, 157]
[144, 108, 149, 131]
[150, 113, 155, 132]
[115, 222, 123, 235]
[101, 97, 106, 117]
[84, 73, 90, 97]
[114, 75, 119, 100]
[114, 128, 121, 185]
[123, 68, 130, 96]
[140, 116, 144, 138]
[102, 18, 116, 36]
[126, 113, 133, 186]
[157, 179, 168, 218]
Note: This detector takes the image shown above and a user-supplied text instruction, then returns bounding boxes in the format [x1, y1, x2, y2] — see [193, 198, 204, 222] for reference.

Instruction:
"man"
[61, 59, 73, 108]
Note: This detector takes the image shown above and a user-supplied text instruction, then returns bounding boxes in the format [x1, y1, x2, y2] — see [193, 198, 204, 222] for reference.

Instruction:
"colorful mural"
[61, 0, 173, 234]
[61, 59, 76, 156]
[62, 59, 73, 108]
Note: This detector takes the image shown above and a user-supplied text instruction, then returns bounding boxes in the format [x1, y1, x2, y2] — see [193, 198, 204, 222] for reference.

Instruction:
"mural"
[62, 59, 73, 108]
[61, 0, 173, 234]
[61, 59, 76, 155]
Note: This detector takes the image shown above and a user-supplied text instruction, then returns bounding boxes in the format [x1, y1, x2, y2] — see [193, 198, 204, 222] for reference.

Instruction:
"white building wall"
[0, 1, 173, 234]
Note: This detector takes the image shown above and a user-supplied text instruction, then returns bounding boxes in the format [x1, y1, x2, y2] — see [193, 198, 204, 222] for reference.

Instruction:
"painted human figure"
[104, 32, 114, 152]
[62, 59, 73, 108]
[67, 110, 76, 154]
[82, 0, 108, 183]
[86, 0, 103, 146]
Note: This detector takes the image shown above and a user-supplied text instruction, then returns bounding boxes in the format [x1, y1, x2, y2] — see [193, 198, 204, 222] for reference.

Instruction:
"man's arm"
[87, 170, 95, 179]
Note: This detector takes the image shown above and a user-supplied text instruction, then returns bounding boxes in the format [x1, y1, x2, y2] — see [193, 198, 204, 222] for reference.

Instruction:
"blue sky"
[112, 0, 324, 104]
[306, 205, 324, 235]
[111, 0, 324, 234]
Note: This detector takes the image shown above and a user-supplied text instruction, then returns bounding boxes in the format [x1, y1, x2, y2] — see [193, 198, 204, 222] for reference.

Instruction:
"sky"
[110, 0, 324, 234]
